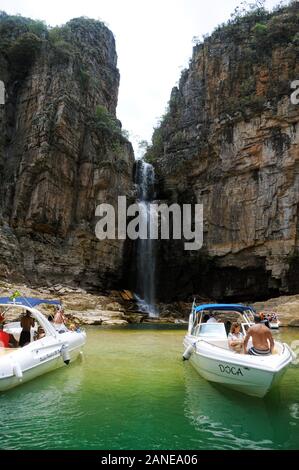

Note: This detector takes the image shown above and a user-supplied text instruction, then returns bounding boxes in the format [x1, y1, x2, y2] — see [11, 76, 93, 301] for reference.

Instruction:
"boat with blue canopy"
[0, 296, 86, 391]
[183, 302, 295, 397]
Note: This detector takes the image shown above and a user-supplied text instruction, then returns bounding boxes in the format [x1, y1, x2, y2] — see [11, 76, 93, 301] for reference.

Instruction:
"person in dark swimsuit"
[19, 311, 35, 347]
[244, 315, 274, 356]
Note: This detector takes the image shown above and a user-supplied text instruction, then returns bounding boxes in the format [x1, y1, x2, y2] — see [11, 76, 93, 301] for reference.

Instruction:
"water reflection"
[183, 363, 299, 449]
[0, 361, 84, 449]
[0, 326, 298, 450]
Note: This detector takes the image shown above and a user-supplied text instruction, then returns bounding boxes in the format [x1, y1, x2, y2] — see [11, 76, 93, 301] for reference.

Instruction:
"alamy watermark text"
[95, 197, 203, 251]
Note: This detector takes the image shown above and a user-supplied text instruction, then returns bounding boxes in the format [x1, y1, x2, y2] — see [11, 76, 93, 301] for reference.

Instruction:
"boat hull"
[184, 337, 292, 398]
[189, 350, 286, 398]
[269, 322, 280, 329]
[0, 331, 85, 392]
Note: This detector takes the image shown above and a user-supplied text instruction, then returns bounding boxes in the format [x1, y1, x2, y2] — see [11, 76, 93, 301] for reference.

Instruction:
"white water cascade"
[135, 160, 158, 317]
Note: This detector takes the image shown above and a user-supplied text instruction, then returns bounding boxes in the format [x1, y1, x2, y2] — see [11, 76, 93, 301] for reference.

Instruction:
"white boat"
[269, 319, 281, 330]
[0, 297, 86, 392]
[183, 303, 295, 398]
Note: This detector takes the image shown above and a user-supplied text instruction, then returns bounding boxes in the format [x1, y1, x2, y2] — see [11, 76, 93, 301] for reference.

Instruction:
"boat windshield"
[243, 309, 255, 323]
[1, 303, 59, 347]
[194, 323, 227, 338]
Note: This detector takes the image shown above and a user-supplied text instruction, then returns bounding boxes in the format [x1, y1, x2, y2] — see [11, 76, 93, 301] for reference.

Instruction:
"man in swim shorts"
[19, 311, 35, 347]
[243, 315, 274, 356]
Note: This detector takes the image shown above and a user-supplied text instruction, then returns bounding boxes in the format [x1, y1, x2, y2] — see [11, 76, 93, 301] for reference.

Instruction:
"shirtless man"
[244, 315, 274, 356]
[19, 311, 35, 347]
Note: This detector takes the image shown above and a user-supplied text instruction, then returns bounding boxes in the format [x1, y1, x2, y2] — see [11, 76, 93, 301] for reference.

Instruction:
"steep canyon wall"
[0, 14, 134, 289]
[147, 4, 299, 301]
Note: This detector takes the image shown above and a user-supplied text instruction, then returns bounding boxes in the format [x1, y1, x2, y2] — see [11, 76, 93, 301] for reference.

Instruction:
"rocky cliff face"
[0, 14, 134, 289]
[147, 4, 299, 301]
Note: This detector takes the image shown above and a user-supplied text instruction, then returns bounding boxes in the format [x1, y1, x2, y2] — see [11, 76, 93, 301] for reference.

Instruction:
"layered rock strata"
[0, 15, 134, 289]
[147, 4, 299, 301]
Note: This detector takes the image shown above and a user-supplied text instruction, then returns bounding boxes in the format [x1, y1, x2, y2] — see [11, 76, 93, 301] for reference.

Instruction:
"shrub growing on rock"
[7, 32, 41, 76]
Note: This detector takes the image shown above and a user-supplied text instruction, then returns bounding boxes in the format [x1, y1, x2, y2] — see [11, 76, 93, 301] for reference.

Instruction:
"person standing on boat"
[53, 306, 67, 332]
[243, 315, 274, 356]
[19, 311, 35, 347]
[207, 313, 217, 323]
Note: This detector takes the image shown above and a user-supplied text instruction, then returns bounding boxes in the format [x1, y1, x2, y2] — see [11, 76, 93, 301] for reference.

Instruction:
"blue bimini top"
[194, 303, 255, 314]
[0, 297, 61, 307]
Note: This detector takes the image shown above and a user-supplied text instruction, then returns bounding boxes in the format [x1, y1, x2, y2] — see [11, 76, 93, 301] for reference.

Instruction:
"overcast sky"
[1, 0, 284, 156]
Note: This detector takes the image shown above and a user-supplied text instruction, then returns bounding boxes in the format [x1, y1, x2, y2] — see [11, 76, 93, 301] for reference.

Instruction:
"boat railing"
[189, 305, 256, 338]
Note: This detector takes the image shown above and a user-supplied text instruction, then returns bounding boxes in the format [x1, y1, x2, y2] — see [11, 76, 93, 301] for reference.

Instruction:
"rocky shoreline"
[253, 296, 299, 327]
[1, 281, 299, 327]
[0, 281, 191, 325]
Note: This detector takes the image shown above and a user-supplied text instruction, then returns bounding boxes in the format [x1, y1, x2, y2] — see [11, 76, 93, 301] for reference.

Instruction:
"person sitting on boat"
[270, 312, 278, 322]
[228, 322, 244, 353]
[207, 313, 217, 323]
[259, 311, 270, 329]
[0, 312, 18, 348]
[53, 306, 68, 332]
[243, 315, 274, 356]
[269, 313, 273, 322]
[35, 326, 46, 340]
[0, 312, 10, 348]
[19, 311, 35, 347]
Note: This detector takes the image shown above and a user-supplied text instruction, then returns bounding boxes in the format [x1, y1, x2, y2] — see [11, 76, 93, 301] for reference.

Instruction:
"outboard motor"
[61, 344, 71, 365]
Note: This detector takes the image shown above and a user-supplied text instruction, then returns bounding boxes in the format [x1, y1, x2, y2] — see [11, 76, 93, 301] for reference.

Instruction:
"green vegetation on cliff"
[211, 0, 298, 46]
[0, 13, 110, 74]
[0, 13, 45, 76]
[0, 12, 129, 140]
[145, 0, 299, 165]
[0, 11, 134, 290]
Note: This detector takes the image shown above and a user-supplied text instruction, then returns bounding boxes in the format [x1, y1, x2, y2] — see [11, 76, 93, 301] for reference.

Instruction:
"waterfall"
[135, 160, 158, 317]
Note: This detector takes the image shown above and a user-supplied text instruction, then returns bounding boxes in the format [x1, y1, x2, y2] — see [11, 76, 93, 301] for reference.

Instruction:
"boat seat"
[199, 338, 230, 350]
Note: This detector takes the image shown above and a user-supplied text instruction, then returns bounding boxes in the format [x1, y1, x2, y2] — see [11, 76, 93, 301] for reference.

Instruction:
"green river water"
[0, 325, 299, 450]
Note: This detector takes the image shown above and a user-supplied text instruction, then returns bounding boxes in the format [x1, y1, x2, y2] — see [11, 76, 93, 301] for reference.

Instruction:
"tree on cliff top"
[145, 0, 298, 165]
[230, 0, 266, 22]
